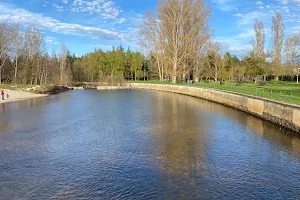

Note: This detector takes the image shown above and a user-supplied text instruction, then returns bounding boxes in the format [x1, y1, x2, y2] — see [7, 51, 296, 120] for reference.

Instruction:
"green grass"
[131, 80, 300, 105]
[0, 84, 29, 90]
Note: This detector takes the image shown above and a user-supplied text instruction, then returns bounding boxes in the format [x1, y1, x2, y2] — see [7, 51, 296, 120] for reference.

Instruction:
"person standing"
[1, 90, 4, 100]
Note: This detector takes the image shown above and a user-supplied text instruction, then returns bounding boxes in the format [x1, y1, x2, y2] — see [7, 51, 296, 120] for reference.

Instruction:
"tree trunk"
[255, 75, 259, 84]
[131, 70, 134, 81]
[110, 73, 113, 85]
[14, 55, 18, 84]
[297, 75, 299, 84]
[157, 58, 163, 81]
[172, 61, 177, 83]
[214, 66, 218, 81]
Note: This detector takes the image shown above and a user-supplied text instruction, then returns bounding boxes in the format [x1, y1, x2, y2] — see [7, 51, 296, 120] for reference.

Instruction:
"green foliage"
[71, 46, 147, 82]
[244, 55, 265, 78]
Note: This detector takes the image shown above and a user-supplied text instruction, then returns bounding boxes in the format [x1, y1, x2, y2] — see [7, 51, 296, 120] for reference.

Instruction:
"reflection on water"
[0, 90, 299, 200]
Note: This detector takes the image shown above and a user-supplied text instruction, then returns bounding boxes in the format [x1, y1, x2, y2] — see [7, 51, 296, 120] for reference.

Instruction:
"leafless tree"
[60, 42, 68, 84]
[140, 0, 211, 83]
[271, 12, 285, 81]
[140, 11, 165, 81]
[190, 0, 212, 82]
[253, 20, 265, 59]
[0, 24, 13, 84]
[11, 24, 23, 83]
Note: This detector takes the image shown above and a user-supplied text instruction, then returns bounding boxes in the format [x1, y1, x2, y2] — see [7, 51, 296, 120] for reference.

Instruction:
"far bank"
[0, 86, 69, 104]
[97, 83, 300, 133]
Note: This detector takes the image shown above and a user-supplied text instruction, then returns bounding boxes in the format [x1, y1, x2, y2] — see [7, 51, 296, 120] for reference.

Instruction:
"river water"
[0, 90, 299, 199]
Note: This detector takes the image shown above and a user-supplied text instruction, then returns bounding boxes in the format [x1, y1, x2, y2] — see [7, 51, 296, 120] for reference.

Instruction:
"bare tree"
[253, 20, 265, 59]
[140, 0, 212, 83]
[0, 24, 13, 84]
[190, 0, 212, 82]
[11, 24, 23, 83]
[60, 42, 68, 84]
[285, 35, 300, 83]
[271, 12, 285, 81]
[158, 0, 195, 83]
[140, 11, 165, 81]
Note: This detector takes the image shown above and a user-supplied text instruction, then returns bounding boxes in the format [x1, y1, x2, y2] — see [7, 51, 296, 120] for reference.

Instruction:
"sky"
[0, 0, 299, 57]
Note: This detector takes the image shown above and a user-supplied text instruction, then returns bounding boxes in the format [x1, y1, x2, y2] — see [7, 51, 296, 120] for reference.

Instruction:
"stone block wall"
[130, 83, 300, 133]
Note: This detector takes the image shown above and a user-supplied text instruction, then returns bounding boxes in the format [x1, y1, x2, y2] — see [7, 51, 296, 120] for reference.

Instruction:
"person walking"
[1, 90, 4, 100]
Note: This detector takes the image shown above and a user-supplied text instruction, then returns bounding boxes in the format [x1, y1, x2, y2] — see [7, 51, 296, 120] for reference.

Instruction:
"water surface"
[0, 90, 299, 199]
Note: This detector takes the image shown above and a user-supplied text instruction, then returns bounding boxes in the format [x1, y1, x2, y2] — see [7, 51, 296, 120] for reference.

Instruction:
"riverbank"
[0, 86, 69, 104]
[131, 81, 300, 105]
[120, 83, 300, 133]
[0, 89, 48, 104]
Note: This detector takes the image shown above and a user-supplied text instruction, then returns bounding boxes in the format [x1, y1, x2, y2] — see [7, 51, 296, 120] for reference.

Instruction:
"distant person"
[6, 93, 9, 99]
[1, 90, 4, 100]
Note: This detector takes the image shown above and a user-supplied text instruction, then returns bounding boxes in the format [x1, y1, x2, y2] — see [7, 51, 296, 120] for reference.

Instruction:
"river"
[0, 90, 299, 199]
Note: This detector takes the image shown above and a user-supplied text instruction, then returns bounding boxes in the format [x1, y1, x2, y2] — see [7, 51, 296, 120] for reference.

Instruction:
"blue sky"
[0, 0, 299, 57]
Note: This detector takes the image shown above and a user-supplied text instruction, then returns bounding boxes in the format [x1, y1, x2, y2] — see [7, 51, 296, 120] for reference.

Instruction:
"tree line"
[1, 0, 299, 85]
[140, 0, 300, 83]
[0, 24, 73, 85]
[0, 24, 148, 85]
[70, 46, 149, 84]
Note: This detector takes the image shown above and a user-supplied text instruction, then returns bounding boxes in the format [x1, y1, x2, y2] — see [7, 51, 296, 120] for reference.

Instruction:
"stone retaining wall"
[129, 83, 300, 133]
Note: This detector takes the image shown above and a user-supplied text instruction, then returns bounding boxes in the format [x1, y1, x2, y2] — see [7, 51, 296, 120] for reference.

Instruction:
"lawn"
[132, 80, 300, 105]
[0, 84, 29, 90]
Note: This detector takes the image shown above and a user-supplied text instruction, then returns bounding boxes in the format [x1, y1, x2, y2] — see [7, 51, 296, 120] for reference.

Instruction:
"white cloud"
[116, 18, 126, 24]
[70, 0, 120, 19]
[256, 1, 263, 5]
[216, 38, 252, 57]
[0, 3, 121, 40]
[45, 36, 59, 44]
[293, 26, 300, 34]
[45, 36, 55, 43]
[233, 13, 243, 17]
[53, 4, 64, 12]
[266, 5, 271, 8]
[283, 6, 290, 13]
[259, 6, 264, 9]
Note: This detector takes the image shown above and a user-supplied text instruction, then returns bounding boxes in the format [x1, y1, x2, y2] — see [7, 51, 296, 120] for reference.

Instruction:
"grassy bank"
[0, 84, 29, 90]
[0, 84, 69, 95]
[131, 81, 300, 105]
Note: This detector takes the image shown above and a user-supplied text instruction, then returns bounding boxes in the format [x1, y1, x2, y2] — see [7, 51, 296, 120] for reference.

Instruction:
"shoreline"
[0, 89, 48, 104]
[0, 86, 70, 104]
[127, 83, 300, 133]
